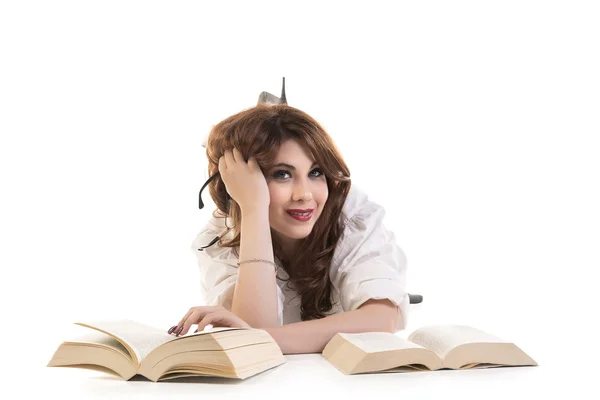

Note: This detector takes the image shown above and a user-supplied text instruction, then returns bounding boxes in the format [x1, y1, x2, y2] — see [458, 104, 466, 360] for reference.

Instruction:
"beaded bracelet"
[237, 258, 279, 274]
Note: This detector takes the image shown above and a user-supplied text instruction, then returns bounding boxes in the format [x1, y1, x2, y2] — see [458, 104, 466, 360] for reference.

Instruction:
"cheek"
[317, 185, 329, 206]
[267, 185, 287, 211]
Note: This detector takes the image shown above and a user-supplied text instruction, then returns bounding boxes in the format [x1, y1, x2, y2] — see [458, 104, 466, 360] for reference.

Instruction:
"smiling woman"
[178, 83, 412, 354]
[265, 140, 330, 253]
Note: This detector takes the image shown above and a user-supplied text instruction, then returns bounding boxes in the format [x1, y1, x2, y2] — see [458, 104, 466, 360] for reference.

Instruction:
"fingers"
[223, 149, 234, 168]
[177, 309, 202, 336]
[231, 147, 244, 164]
[171, 306, 225, 336]
[247, 156, 261, 172]
[220, 148, 246, 169]
[194, 312, 228, 333]
[218, 154, 227, 174]
[218, 149, 233, 173]
[175, 307, 198, 331]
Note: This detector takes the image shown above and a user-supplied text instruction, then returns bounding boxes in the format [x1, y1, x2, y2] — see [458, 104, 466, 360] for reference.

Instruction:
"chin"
[287, 230, 313, 239]
[272, 219, 316, 240]
[271, 211, 321, 240]
[275, 227, 313, 240]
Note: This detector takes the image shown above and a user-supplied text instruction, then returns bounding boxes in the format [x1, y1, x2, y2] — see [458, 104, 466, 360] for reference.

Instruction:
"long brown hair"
[205, 104, 351, 321]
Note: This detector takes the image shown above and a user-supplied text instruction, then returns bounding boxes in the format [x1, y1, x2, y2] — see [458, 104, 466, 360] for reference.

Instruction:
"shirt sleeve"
[330, 201, 410, 330]
[190, 226, 285, 325]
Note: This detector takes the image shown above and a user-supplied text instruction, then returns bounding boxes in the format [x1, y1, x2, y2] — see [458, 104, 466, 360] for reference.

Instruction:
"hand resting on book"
[47, 320, 286, 381]
[168, 305, 251, 337]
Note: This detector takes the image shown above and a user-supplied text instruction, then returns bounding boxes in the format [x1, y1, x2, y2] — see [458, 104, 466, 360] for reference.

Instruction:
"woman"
[168, 103, 410, 354]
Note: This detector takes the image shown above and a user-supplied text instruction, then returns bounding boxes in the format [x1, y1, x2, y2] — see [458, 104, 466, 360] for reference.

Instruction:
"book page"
[76, 320, 175, 364]
[407, 325, 508, 359]
[67, 330, 131, 359]
[339, 332, 426, 353]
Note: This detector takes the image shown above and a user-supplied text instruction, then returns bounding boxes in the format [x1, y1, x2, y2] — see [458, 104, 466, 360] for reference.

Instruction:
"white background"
[1, 0, 598, 398]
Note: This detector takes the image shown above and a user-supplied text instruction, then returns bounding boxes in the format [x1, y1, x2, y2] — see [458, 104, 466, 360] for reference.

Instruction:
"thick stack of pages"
[47, 320, 286, 381]
[322, 324, 537, 375]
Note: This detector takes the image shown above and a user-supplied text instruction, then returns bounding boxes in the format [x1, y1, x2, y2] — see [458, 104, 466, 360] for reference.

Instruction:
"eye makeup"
[272, 168, 324, 180]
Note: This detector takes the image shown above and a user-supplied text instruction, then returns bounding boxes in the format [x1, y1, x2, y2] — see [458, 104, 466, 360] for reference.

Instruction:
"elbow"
[361, 311, 397, 333]
[388, 312, 403, 333]
[377, 313, 400, 334]
[385, 307, 405, 333]
[358, 299, 404, 333]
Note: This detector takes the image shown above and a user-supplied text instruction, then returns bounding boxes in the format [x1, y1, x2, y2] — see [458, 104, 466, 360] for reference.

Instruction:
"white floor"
[11, 300, 591, 400]
[19, 350, 574, 400]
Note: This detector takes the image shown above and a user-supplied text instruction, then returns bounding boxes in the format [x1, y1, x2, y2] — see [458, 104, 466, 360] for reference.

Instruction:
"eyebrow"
[272, 161, 318, 170]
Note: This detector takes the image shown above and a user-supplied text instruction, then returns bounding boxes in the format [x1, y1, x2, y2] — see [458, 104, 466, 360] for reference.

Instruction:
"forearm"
[231, 207, 279, 328]
[264, 307, 398, 354]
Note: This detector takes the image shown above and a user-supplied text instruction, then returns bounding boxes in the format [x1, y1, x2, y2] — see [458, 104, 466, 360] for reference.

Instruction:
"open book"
[47, 320, 286, 381]
[322, 324, 538, 375]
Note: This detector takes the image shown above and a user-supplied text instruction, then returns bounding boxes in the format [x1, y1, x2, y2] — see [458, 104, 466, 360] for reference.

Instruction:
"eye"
[272, 170, 291, 180]
[272, 168, 324, 180]
[310, 168, 324, 178]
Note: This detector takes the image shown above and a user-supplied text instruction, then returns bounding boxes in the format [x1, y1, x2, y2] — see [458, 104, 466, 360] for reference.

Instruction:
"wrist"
[241, 204, 270, 218]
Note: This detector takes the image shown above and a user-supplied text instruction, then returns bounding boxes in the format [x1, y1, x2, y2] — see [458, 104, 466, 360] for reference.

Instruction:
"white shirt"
[190, 183, 410, 329]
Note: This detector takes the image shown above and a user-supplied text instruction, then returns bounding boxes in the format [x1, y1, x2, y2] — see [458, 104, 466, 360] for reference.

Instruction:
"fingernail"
[168, 325, 177, 334]
[176, 326, 184, 336]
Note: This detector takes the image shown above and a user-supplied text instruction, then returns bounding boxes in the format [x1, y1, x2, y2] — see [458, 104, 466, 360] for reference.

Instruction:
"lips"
[286, 209, 314, 221]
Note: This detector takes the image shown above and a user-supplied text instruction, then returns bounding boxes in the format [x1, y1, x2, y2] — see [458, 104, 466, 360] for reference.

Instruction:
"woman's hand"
[219, 147, 270, 213]
[167, 306, 252, 336]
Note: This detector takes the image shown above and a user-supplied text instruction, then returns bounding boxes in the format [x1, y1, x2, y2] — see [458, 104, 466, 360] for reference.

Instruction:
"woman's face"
[265, 139, 328, 249]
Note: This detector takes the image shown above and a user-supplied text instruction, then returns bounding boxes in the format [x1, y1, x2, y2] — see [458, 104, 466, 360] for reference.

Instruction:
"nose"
[292, 180, 313, 202]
